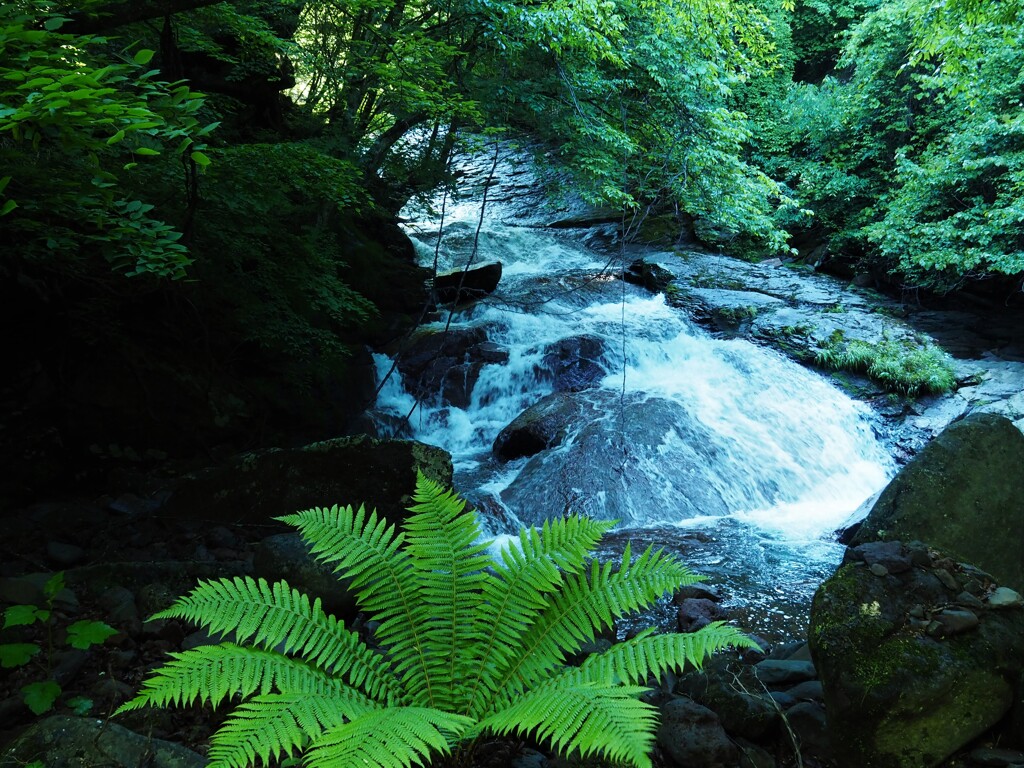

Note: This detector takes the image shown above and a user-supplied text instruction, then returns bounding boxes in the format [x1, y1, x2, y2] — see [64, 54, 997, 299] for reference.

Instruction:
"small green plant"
[813, 331, 956, 395]
[118, 474, 751, 768]
[0, 572, 118, 715]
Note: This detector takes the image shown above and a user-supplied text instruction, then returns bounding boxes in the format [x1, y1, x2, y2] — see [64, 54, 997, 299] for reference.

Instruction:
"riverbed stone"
[989, 587, 1024, 609]
[0, 716, 204, 768]
[434, 261, 502, 305]
[254, 533, 357, 619]
[540, 335, 608, 392]
[850, 413, 1024, 591]
[493, 392, 586, 460]
[753, 660, 817, 687]
[656, 696, 738, 768]
[809, 555, 1024, 768]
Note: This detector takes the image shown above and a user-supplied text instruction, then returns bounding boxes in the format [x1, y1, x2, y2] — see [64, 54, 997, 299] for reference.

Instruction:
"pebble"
[956, 591, 986, 610]
[934, 567, 960, 591]
[930, 609, 979, 636]
[988, 587, 1024, 608]
[869, 563, 889, 577]
[46, 541, 86, 567]
[754, 660, 817, 686]
[969, 747, 1024, 767]
[908, 604, 926, 619]
[855, 540, 912, 573]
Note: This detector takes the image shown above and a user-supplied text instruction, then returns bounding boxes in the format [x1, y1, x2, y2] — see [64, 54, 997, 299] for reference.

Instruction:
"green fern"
[118, 473, 753, 768]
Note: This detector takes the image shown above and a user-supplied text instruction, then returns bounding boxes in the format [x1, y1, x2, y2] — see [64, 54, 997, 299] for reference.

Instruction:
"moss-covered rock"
[850, 413, 1024, 591]
[0, 716, 203, 768]
[809, 549, 1024, 768]
[163, 435, 453, 524]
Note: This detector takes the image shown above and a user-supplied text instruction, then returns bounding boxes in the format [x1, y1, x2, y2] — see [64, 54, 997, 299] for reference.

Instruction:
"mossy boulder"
[0, 716, 203, 768]
[809, 548, 1024, 768]
[163, 435, 453, 524]
[850, 413, 1024, 591]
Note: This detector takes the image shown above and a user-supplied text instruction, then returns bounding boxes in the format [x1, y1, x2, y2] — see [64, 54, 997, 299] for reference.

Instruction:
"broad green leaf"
[66, 620, 118, 649]
[190, 151, 211, 167]
[107, 129, 125, 145]
[133, 49, 156, 66]
[43, 572, 64, 600]
[22, 680, 61, 715]
[1, 199, 16, 216]
[67, 695, 94, 715]
[0, 643, 40, 668]
[134, 147, 160, 156]
[3, 605, 48, 628]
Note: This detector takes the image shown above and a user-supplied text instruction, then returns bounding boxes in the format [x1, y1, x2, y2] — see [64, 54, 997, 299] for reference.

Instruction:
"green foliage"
[173, 142, 378, 388]
[119, 474, 752, 768]
[0, 572, 117, 715]
[0, 2, 213, 279]
[767, 0, 1024, 291]
[813, 331, 955, 395]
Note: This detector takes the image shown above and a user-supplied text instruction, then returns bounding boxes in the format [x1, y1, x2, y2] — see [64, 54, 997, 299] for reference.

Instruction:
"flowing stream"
[373, 203, 896, 639]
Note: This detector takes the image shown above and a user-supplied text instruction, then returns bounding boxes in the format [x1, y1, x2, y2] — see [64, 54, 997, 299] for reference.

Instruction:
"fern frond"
[462, 516, 614, 717]
[152, 576, 404, 704]
[476, 681, 658, 768]
[208, 692, 375, 768]
[305, 707, 474, 768]
[402, 472, 493, 711]
[115, 643, 361, 713]
[486, 543, 696, 706]
[277, 503, 435, 704]
[576, 622, 756, 686]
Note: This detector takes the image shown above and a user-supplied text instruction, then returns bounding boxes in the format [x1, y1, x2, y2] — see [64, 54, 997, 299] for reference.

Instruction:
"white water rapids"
[372, 207, 896, 637]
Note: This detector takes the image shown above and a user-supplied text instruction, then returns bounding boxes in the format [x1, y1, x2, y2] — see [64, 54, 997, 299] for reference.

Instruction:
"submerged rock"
[540, 334, 608, 392]
[851, 413, 1024, 591]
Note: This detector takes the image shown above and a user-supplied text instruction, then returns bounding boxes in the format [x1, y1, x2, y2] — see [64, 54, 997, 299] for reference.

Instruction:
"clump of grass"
[814, 331, 956, 396]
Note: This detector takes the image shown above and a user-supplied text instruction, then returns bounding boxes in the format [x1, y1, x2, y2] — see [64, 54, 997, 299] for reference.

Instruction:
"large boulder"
[809, 542, 1024, 768]
[540, 335, 608, 392]
[434, 261, 502, 306]
[0, 716, 204, 768]
[163, 435, 453, 523]
[395, 327, 508, 407]
[493, 392, 586, 461]
[501, 393, 733, 526]
[850, 413, 1024, 591]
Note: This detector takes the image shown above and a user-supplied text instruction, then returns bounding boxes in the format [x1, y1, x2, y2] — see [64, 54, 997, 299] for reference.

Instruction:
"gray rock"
[656, 697, 737, 768]
[254, 533, 357, 619]
[677, 598, 724, 633]
[989, 587, 1024, 609]
[870, 563, 889, 577]
[935, 568, 961, 591]
[434, 261, 502, 305]
[754, 660, 817, 687]
[736, 739, 776, 768]
[932, 609, 980, 636]
[785, 701, 831, 759]
[851, 413, 1024, 591]
[853, 541, 912, 574]
[0, 716, 203, 768]
[46, 541, 85, 567]
[541, 335, 608, 392]
[98, 586, 139, 625]
[676, 666, 778, 740]
[809, 556, 1024, 768]
[493, 392, 586, 461]
[970, 748, 1024, 767]
[784, 680, 824, 702]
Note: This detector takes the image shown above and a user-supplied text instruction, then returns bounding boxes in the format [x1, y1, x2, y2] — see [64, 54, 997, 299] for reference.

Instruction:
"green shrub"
[814, 331, 956, 395]
[118, 474, 751, 768]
